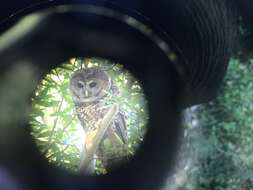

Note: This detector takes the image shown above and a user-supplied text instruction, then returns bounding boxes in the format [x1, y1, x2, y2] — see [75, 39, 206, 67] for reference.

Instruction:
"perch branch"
[79, 104, 119, 174]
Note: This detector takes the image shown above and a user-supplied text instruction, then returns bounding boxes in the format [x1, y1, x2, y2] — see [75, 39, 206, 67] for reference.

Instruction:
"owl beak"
[85, 90, 89, 97]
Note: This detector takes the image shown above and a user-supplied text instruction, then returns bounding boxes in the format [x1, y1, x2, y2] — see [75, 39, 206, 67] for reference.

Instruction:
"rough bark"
[79, 104, 119, 174]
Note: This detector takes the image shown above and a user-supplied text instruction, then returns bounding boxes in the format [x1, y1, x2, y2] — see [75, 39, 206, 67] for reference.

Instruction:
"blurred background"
[163, 20, 253, 190]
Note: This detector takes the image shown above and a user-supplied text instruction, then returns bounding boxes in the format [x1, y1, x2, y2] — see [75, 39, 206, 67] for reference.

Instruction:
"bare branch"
[79, 104, 119, 174]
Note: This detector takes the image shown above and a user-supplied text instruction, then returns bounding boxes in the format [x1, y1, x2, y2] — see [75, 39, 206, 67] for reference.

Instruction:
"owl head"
[69, 68, 111, 104]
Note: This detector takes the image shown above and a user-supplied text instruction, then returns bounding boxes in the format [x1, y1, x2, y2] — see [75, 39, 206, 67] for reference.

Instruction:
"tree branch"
[79, 104, 119, 174]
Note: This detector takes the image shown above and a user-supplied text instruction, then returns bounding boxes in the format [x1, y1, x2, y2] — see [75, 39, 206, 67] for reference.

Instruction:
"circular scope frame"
[0, 5, 184, 190]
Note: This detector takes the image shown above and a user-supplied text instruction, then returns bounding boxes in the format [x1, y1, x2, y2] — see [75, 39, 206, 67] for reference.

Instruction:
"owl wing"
[114, 111, 128, 144]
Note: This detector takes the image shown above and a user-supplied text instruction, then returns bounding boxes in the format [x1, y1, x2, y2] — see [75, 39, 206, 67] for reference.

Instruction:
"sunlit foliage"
[30, 57, 148, 174]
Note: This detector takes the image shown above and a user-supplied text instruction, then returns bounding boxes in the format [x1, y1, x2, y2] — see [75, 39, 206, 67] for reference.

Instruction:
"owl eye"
[89, 81, 97, 88]
[77, 81, 84, 88]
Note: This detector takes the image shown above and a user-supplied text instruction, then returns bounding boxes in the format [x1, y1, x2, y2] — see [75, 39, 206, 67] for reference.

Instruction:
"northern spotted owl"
[69, 67, 128, 170]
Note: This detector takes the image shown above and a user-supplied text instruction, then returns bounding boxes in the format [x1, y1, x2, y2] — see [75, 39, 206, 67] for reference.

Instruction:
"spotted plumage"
[69, 67, 128, 169]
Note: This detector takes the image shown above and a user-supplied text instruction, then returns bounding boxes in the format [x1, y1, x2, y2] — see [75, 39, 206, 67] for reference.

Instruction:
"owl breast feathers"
[75, 102, 128, 144]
